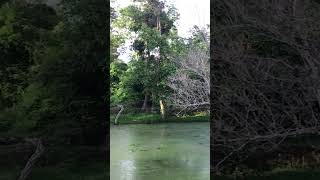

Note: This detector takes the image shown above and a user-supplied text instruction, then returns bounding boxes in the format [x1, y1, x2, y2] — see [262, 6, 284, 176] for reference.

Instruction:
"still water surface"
[111, 122, 210, 180]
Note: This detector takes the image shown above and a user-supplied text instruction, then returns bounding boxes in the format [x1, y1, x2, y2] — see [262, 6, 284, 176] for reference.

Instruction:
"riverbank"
[110, 113, 209, 124]
[214, 135, 320, 180]
[215, 168, 320, 180]
[0, 160, 107, 180]
[1, 162, 107, 180]
[0, 146, 108, 180]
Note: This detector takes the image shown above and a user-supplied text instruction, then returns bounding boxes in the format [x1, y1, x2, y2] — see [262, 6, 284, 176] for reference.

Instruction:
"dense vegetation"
[0, 0, 107, 179]
[110, 0, 209, 123]
[110, 1, 210, 179]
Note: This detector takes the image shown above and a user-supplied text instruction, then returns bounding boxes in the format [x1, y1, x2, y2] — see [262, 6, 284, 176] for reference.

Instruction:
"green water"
[110, 122, 210, 180]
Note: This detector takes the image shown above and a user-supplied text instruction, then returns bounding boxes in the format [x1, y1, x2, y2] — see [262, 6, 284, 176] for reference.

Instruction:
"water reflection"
[111, 123, 210, 180]
[119, 160, 135, 180]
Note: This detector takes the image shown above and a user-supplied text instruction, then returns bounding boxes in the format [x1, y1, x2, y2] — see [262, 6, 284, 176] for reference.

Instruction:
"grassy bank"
[110, 113, 209, 124]
[215, 168, 320, 180]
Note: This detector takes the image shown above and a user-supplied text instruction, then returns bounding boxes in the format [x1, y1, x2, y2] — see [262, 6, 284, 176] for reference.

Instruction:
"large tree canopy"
[111, 0, 182, 111]
[0, 0, 107, 146]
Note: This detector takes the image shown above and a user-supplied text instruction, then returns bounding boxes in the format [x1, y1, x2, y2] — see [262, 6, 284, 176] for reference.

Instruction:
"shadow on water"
[110, 122, 210, 180]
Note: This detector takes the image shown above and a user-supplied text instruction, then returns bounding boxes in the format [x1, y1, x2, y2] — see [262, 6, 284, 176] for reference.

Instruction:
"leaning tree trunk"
[17, 138, 44, 180]
[114, 105, 124, 125]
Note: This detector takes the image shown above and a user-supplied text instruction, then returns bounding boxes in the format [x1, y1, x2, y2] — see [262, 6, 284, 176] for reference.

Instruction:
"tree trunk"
[141, 93, 149, 112]
[156, 8, 164, 119]
[17, 138, 44, 180]
[114, 105, 124, 125]
[160, 100, 165, 120]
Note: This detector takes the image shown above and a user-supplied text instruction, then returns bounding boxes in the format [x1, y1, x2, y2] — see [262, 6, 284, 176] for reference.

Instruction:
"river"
[110, 122, 210, 180]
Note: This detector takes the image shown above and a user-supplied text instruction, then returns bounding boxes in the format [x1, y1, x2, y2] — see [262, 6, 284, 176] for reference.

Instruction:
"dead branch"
[212, 0, 320, 173]
[167, 47, 210, 113]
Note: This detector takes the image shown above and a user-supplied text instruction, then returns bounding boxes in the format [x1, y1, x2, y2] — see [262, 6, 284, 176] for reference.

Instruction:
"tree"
[0, 0, 58, 110]
[36, 0, 108, 145]
[167, 48, 209, 113]
[167, 27, 210, 114]
[113, 0, 178, 113]
[212, 0, 320, 173]
[110, 60, 128, 103]
[1, 0, 108, 146]
[0, 0, 107, 178]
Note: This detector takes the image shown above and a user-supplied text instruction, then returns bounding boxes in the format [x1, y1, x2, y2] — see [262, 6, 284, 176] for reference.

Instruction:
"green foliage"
[0, 108, 19, 132]
[111, 0, 182, 109]
[187, 25, 209, 51]
[111, 60, 145, 103]
[0, 0, 107, 146]
[0, 1, 59, 109]
[110, 60, 128, 102]
[21, 0, 107, 145]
